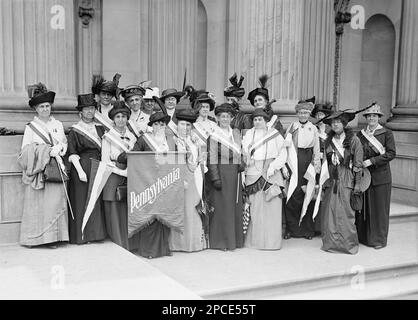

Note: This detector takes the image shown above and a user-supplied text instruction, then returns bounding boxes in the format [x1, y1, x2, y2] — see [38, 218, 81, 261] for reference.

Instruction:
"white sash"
[30, 119, 53, 145]
[167, 120, 179, 137]
[94, 112, 113, 131]
[331, 137, 345, 160]
[72, 124, 102, 149]
[267, 115, 278, 129]
[127, 118, 142, 139]
[313, 157, 330, 220]
[142, 133, 168, 152]
[360, 129, 385, 155]
[319, 132, 327, 141]
[193, 122, 212, 145]
[210, 130, 241, 155]
[284, 132, 298, 202]
[104, 131, 130, 153]
[248, 127, 281, 157]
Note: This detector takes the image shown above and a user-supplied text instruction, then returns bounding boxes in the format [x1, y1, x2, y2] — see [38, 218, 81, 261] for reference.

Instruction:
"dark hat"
[312, 102, 334, 117]
[193, 92, 215, 111]
[175, 109, 198, 123]
[251, 107, 271, 121]
[160, 88, 184, 103]
[27, 83, 56, 108]
[215, 103, 235, 116]
[323, 109, 356, 126]
[224, 73, 245, 98]
[108, 100, 131, 120]
[120, 85, 146, 100]
[298, 96, 316, 104]
[76, 93, 97, 111]
[91, 73, 121, 97]
[148, 96, 170, 126]
[247, 74, 269, 106]
[183, 85, 207, 105]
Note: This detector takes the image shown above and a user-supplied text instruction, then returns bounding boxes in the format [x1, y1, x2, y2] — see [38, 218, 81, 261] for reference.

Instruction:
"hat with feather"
[91, 73, 121, 97]
[27, 83, 56, 108]
[148, 96, 171, 126]
[224, 73, 245, 99]
[247, 74, 270, 106]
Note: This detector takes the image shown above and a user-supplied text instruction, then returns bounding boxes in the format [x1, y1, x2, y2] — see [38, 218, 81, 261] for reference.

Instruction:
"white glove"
[49, 145, 62, 157]
[363, 159, 372, 167]
[78, 169, 87, 183]
[267, 165, 276, 179]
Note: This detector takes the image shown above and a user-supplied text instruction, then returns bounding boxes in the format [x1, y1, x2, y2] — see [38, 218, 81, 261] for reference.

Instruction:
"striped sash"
[360, 129, 385, 155]
[193, 122, 212, 146]
[210, 130, 241, 156]
[330, 138, 345, 161]
[104, 130, 130, 153]
[142, 133, 168, 152]
[248, 127, 281, 157]
[167, 120, 179, 137]
[71, 124, 102, 149]
[127, 119, 142, 140]
[27, 120, 53, 146]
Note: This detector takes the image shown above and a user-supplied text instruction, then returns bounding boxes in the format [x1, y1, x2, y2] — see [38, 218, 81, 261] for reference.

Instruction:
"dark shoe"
[374, 245, 386, 250]
[304, 235, 313, 240]
[283, 233, 291, 240]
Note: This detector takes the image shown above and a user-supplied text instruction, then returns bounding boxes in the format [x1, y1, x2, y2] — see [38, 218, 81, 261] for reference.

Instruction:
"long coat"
[356, 126, 396, 247]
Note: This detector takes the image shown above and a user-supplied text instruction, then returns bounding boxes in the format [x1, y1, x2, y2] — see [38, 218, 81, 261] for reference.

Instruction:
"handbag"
[44, 157, 69, 182]
[350, 191, 363, 211]
[115, 185, 127, 202]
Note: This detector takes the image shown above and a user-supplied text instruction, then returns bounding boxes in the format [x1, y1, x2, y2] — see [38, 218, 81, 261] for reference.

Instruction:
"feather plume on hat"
[27, 82, 48, 99]
[258, 74, 269, 88]
[91, 75, 105, 95]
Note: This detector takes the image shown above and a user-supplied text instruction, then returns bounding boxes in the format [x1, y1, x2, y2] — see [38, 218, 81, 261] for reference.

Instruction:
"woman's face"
[253, 116, 267, 129]
[152, 121, 166, 134]
[113, 113, 128, 129]
[126, 95, 142, 112]
[164, 96, 177, 110]
[199, 103, 210, 117]
[217, 112, 232, 129]
[143, 99, 155, 112]
[315, 111, 326, 120]
[297, 109, 311, 123]
[366, 114, 380, 127]
[177, 120, 191, 137]
[80, 105, 96, 121]
[99, 91, 113, 106]
[35, 102, 51, 118]
[331, 118, 344, 135]
[226, 96, 238, 104]
[254, 95, 267, 108]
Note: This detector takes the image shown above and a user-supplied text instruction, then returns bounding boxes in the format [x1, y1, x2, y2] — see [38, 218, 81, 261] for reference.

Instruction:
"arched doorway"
[359, 14, 395, 125]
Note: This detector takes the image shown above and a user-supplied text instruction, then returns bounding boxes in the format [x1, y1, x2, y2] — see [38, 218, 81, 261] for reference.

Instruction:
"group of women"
[17, 73, 396, 256]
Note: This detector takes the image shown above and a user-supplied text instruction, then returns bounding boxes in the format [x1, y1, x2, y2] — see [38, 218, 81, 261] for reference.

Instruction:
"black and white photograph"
[0, 0, 418, 304]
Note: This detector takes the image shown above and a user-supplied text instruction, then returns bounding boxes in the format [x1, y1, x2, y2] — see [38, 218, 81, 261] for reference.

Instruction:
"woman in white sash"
[192, 92, 218, 134]
[356, 104, 396, 249]
[207, 103, 245, 250]
[242, 108, 287, 250]
[67, 94, 107, 244]
[18, 83, 69, 248]
[101, 101, 138, 250]
[169, 109, 207, 252]
[321, 111, 364, 254]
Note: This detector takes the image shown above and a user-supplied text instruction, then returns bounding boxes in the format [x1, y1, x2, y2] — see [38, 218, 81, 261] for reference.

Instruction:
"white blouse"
[21, 116, 67, 156]
[101, 128, 136, 164]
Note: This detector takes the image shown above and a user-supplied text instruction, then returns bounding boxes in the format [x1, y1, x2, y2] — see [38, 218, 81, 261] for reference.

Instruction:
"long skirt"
[285, 148, 316, 238]
[68, 153, 107, 244]
[208, 165, 243, 250]
[137, 220, 171, 258]
[20, 182, 69, 246]
[356, 183, 391, 247]
[245, 189, 282, 250]
[169, 170, 206, 252]
[321, 172, 359, 254]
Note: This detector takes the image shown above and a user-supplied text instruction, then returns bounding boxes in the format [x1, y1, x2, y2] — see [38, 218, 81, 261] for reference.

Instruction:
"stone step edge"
[198, 262, 418, 300]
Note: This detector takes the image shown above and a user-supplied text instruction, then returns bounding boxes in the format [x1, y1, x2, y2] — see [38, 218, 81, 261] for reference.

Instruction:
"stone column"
[226, 0, 304, 126]
[0, 0, 77, 110]
[386, 0, 418, 132]
[299, 0, 335, 104]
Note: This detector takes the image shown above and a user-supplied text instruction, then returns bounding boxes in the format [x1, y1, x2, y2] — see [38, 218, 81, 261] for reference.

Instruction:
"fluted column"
[0, 0, 77, 109]
[387, 0, 418, 131]
[226, 0, 304, 118]
[299, 0, 335, 104]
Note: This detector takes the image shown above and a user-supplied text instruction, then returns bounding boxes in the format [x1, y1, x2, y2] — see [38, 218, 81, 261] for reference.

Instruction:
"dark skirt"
[208, 165, 243, 250]
[68, 152, 107, 244]
[137, 220, 171, 258]
[356, 183, 391, 247]
[285, 148, 315, 238]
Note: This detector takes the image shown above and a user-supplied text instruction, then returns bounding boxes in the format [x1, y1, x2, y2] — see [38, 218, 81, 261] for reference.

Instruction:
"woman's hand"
[281, 166, 290, 180]
[49, 145, 62, 157]
[78, 169, 88, 183]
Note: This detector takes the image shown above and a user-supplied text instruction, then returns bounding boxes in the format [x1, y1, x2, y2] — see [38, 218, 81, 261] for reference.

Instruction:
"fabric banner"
[284, 133, 298, 202]
[313, 157, 330, 220]
[300, 163, 316, 225]
[127, 151, 187, 237]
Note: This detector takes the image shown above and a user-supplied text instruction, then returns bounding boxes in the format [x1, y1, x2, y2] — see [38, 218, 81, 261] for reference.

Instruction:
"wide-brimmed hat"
[247, 74, 269, 106]
[323, 109, 356, 126]
[362, 104, 384, 117]
[214, 103, 235, 116]
[193, 92, 215, 111]
[251, 107, 271, 121]
[120, 85, 146, 101]
[295, 101, 315, 113]
[108, 100, 131, 120]
[224, 73, 245, 98]
[76, 93, 97, 111]
[27, 83, 56, 108]
[175, 109, 198, 123]
[312, 102, 334, 117]
[148, 96, 170, 126]
[143, 87, 160, 100]
[91, 74, 121, 97]
[160, 88, 184, 103]
[357, 167, 371, 192]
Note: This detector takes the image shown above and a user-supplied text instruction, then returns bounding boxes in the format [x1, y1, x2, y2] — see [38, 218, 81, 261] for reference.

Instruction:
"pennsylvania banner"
[127, 151, 187, 237]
